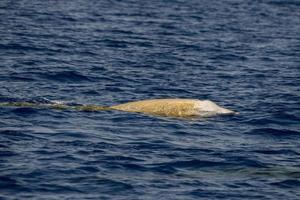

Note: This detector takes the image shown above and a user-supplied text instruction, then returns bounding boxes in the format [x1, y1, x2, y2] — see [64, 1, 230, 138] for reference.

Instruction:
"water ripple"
[0, 0, 299, 199]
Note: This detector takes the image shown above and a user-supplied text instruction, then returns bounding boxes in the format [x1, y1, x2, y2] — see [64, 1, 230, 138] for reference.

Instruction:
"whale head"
[194, 100, 236, 116]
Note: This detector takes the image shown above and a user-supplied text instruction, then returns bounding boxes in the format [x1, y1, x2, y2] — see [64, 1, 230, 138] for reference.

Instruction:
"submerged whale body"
[0, 99, 237, 118]
[110, 99, 236, 118]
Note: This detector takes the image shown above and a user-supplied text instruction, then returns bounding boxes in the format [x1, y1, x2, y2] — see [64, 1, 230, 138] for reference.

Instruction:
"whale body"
[110, 99, 236, 118]
[0, 99, 237, 118]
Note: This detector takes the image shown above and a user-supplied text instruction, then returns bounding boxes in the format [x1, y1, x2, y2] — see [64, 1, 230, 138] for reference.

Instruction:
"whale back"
[110, 99, 200, 117]
[110, 99, 234, 117]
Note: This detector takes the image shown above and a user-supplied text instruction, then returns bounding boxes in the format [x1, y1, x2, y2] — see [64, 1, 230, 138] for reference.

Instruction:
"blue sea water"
[0, 0, 300, 199]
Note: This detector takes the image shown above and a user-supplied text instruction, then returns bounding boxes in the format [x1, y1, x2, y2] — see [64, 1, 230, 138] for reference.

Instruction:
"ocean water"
[0, 0, 300, 199]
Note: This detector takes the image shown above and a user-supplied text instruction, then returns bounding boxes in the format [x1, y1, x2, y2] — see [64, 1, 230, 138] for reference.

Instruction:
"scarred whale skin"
[110, 99, 236, 118]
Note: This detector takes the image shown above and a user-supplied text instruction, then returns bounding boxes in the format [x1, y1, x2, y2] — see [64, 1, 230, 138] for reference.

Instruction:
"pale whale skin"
[110, 99, 236, 118]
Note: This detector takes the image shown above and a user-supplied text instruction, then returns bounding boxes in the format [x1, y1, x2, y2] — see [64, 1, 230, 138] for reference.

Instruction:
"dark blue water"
[0, 0, 300, 199]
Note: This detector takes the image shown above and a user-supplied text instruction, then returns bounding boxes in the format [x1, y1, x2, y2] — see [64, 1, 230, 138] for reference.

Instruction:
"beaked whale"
[110, 99, 236, 117]
[0, 99, 237, 118]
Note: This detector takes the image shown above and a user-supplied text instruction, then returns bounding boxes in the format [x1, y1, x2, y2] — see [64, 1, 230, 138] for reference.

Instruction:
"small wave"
[68, 177, 134, 192]
[34, 183, 83, 194]
[226, 156, 266, 168]
[268, 0, 300, 6]
[271, 179, 300, 188]
[118, 163, 149, 171]
[40, 71, 91, 83]
[99, 38, 131, 48]
[0, 150, 17, 157]
[245, 128, 300, 138]
[254, 149, 300, 156]
[12, 107, 38, 115]
[0, 175, 30, 192]
[0, 129, 36, 141]
[152, 159, 231, 171]
[0, 43, 43, 52]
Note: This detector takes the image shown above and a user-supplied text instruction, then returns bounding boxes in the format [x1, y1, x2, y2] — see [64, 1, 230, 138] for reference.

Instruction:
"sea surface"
[0, 0, 300, 199]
